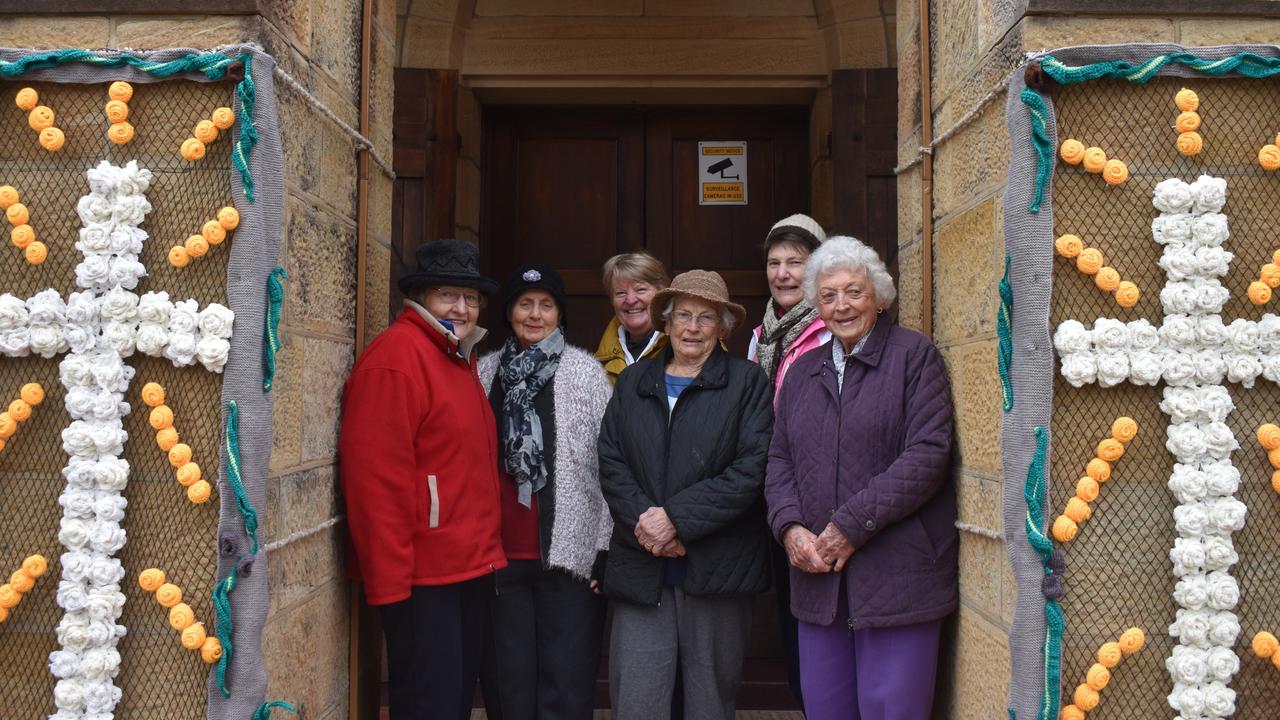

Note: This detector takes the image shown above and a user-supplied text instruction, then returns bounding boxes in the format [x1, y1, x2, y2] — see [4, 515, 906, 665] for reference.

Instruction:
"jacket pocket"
[426, 474, 440, 529]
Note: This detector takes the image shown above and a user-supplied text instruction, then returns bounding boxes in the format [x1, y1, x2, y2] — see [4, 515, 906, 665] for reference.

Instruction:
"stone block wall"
[0, 5, 393, 719]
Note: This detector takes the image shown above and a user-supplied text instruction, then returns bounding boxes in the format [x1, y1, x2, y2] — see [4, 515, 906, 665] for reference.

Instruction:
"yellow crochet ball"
[1064, 497, 1092, 524]
[1175, 111, 1201, 134]
[149, 404, 174, 431]
[156, 426, 180, 453]
[1082, 147, 1107, 173]
[187, 479, 213, 504]
[168, 602, 195, 631]
[1076, 248, 1104, 275]
[0, 413, 17, 439]
[6, 202, 29, 227]
[1176, 131, 1203, 157]
[1051, 515, 1078, 543]
[39, 127, 64, 153]
[1102, 159, 1129, 186]
[9, 570, 34, 593]
[1176, 87, 1200, 112]
[180, 137, 206, 161]
[193, 119, 219, 144]
[1111, 416, 1138, 444]
[0, 584, 20, 609]
[1093, 267, 1121, 292]
[1114, 281, 1140, 308]
[1096, 437, 1125, 462]
[168, 245, 191, 268]
[10, 224, 34, 249]
[14, 87, 37, 112]
[202, 219, 227, 245]
[185, 234, 210, 258]
[181, 622, 207, 650]
[211, 107, 236, 130]
[0, 186, 17, 208]
[1097, 641, 1123, 668]
[1257, 424, 1280, 451]
[104, 100, 129, 124]
[108, 81, 133, 103]
[138, 568, 166, 593]
[1119, 627, 1145, 654]
[21, 554, 46, 579]
[1076, 476, 1100, 503]
[168, 442, 193, 468]
[20, 383, 44, 407]
[217, 206, 240, 230]
[1249, 281, 1272, 306]
[7, 399, 30, 423]
[141, 382, 166, 408]
[1055, 234, 1084, 258]
[1262, 263, 1280, 289]
[25, 241, 47, 265]
[176, 462, 202, 488]
[107, 121, 135, 145]
[1260, 144, 1280, 172]
[1059, 139, 1086, 166]
[27, 106, 54, 131]
[155, 582, 183, 608]
[1086, 662, 1111, 691]
[1073, 683, 1100, 712]
[1252, 631, 1279, 658]
[201, 636, 223, 664]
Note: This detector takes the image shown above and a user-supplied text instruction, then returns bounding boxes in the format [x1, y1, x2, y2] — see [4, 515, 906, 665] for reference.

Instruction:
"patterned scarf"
[757, 299, 820, 383]
[499, 328, 565, 507]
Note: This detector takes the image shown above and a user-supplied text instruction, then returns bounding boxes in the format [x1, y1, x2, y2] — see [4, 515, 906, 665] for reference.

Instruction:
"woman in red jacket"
[339, 239, 506, 720]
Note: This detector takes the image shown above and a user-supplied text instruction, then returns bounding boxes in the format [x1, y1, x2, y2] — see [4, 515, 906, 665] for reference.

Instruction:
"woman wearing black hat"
[477, 264, 614, 720]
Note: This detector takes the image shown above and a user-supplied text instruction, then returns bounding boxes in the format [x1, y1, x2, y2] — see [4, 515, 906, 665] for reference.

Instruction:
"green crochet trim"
[1021, 87, 1054, 214]
[263, 267, 287, 392]
[211, 565, 238, 698]
[224, 401, 261, 554]
[1024, 427, 1063, 720]
[251, 701, 297, 720]
[998, 255, 1014, 412]
[0, 48, 259, 201]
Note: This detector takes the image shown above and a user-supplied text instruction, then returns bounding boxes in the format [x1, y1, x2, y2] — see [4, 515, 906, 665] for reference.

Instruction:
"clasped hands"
[634, 507, 686, 558]
[784, 522, 854, 573]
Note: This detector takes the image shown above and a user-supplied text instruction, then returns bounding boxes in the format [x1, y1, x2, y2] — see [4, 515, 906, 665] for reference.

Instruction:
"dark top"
[488, 376, 557, 564]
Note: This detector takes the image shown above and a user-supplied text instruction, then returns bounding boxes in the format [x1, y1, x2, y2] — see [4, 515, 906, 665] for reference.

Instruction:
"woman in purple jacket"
[765, 236, 958, 720]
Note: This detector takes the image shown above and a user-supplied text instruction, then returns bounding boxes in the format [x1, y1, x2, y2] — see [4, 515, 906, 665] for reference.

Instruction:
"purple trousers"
[797, 598, 943, 720]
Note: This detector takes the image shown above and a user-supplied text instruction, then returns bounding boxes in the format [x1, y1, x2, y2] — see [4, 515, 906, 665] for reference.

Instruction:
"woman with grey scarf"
[477, 264, 614, 720]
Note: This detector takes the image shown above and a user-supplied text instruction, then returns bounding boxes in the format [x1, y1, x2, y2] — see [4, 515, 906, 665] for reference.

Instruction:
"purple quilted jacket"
[765, 318, 958, 628]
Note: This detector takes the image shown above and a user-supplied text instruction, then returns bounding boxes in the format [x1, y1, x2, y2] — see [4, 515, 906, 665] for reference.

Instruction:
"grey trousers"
[609, 587, 753, 720]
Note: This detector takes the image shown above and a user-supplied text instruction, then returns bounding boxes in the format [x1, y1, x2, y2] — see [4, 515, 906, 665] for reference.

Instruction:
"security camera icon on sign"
[706, 157, 741, 180]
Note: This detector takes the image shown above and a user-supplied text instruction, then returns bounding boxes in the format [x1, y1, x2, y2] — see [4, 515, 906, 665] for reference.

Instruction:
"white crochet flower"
[1195, 315, 1228, 347]
[1207, 497, 1247, 533]
[1060, 354, 1097, 387]
[1207, 611, 1240, 647]
[1127, 318, 1160, 350]
[1197, 386, 1236, 424]
[1201, 422, 1238, 459]
[77, 224, 112, 253]
[1129, 351, 1164, 386]
[1153, 178, 1194, 214]
[1191, 213, 1230, 249]
[1092, 317, 1130, 351]
[1205, 571, 1239, 611]
[75, 195, 112, 225]
[136, 291, 172, 325]
[1168, 465, 1208, 504]
[1161, 351, 1197, 387]
[1202, 681, 1236, 717]
[135, 324, 168, 357]
[1053, 319, 1092, 355]
[1167, 644, 1209, 685]
[98, 287, 138, 324]
[1161, 314, 1199, 349]
[1191, 349, 1226, 385]
[1095, 352, 1129, 387]
[1202, 536, 1238, 572]
[1173, 503, 1209, 539]
[1170, 537, 1206, 577]
[1191, 174, 1228, 214]
[1193, 280, 1230, 314]
[1194, 246, 1233, 277]
[1225, 353, 1262, 388]
[196, 335, 231, 373]
[48, 650, 82, 679]
[1205, 647, 1239, 684]
[198, 302, 235, 339]
[1256, 313, 1280, 353]
[1160, 386, 1201, 424]
[1168, 683, 1206, 716]
[1167, 424, 1209, 465]
[1160, 248, 1201, 281]
[106, 256, 146, 290]
[1169, 608, 1211, 648]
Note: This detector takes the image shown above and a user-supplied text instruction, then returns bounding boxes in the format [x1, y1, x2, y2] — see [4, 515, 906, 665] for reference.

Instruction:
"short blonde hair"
[602, 251, 670, 294]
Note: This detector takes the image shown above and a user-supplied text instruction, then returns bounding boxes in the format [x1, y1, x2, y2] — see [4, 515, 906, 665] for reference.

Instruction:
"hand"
[782, 524, 829, 574]
[652, 538, 687, 558]
[814, 522, 855, 572]
[635, 507, 678, 551]
[589, 579, 605, 596]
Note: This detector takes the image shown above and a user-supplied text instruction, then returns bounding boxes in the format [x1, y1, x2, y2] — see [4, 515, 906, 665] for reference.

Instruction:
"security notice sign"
[698, 141, 748, 205]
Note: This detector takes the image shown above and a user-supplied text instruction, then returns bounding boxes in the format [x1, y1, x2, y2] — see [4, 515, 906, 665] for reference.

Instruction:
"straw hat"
[650, 270, 747, 334]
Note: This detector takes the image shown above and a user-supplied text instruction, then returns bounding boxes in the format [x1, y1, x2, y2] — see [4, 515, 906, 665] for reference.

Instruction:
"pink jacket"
[747, 315, 830, 400]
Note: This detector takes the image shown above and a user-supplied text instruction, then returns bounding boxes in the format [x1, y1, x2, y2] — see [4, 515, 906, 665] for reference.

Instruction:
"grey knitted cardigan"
[478, 344, 614, 579]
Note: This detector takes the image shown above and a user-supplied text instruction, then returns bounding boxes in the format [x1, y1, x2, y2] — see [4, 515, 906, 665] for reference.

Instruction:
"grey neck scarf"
[757, 298, 819, 383]
[499, 328, 565, 507]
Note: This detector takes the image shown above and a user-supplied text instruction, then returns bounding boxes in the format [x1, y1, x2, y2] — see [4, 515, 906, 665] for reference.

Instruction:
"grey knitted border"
[1001, 42, 1280, 720]
[0, 44, 283, 719]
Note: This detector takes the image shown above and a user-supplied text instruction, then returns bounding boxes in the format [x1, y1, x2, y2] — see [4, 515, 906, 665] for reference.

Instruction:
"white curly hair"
[803, 235, 897, 309]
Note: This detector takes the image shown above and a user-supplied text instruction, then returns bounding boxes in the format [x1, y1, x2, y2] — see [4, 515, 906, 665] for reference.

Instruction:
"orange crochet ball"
[201, 636, 224, 664]
[107, 121, 134, 145]
[168, 245, 191, 268]
[1056, 706, 1084, 720]
[1086, 457, 1112, 483]
[24, 241, 47, 265]
[155, 582, 183, 608]
[6, 202, 29, 226]
[7, 400, 30, 423]
[1076, 248, 1104, 275]
[1085, 662, 1111, 691]
[0, 413, 16, 439]
[0, 438, 9, 453]
[108, 81, 133, 103]
[0, 186, 18, 209]
[1055, 234, 1083, 258]
[104, 100, 129, 124]
[14, 87, 38, 112]
[1272, 651, 1280, 672]
[9, 224, 34, 249]
[27, 106, 54, 131]
[168, 602, 195, 631]
[211, 107, 235, 130]
[1093, 266, 1121, 292]
[1249, 281, 1272, 306]
[1272, 470, 1280, 495]
[39, 127, 64, 152]
[185, 234, 210, 258]
[0, 584, 19, 609]
[1260, 144, 1280, 172]
[1097, 641, 1123, 668]
[176, 462, 202, 487]
[1076, 476, 1100, 503]
[1064, 497, 1092, 524]
[193, 119, 219, 144]
[1175, 111, 1201, 134]
[1051, 515, 1078, 543]
[168, 442, 193, 468]
[1118, 627, 1145, 654]
[202, 220, 227, 245]
[1273, 249, 1280, 267]
[9, 570, 33, 594]
[156, 426, 180, 453]
[1176, 131, 1203, 157]
[1262, 263, 1280, 289]
[1253, 631, 1279, 658]
[1257, 423, 1280, 450]
[138, 568, 166, 593]
[1059, 139, 1086, 165]
[1102, 159, 1129, 186]
[20, 383, 44, 407]
[1111, 416, 1138, 443]
[180, 137, 206, 161]
[1073, 683, 1100, 712]
[0, 606, 8, 623]
[1096, 438, 1125, 462]
[187, 479, 213, 504]
[141, 382, 165, 408]
[1082, 147, 1107, 173]
[20, 554, 45, 579]
[1114, 281, 1140, 308]
[181, 622, 207, 650]
[217, 206, 240, 230]
[148, 404, 174, 431]
[1175, 87, 1199, 112]
[1269, 446, 1280, 469]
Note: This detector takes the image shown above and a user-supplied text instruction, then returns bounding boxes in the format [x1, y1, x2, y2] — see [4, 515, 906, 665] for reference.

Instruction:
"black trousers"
[380, 576, 493, 720]
[481, 560, 606, 720]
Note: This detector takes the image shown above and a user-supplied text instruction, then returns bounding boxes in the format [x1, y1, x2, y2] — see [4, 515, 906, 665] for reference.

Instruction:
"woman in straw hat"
[598, 269, 774, 720]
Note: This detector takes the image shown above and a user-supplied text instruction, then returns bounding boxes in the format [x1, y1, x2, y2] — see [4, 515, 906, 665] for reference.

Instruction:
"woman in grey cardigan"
[477, 264, 614, 720]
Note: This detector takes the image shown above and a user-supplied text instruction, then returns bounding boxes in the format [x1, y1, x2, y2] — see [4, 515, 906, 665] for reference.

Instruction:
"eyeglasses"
[672, 310, 719, 328]
[817, 287, 867, 306]
[431, 288, 486, 308]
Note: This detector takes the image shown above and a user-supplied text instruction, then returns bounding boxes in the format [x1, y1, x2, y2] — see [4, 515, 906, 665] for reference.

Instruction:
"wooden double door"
[481, 106, 810, 355]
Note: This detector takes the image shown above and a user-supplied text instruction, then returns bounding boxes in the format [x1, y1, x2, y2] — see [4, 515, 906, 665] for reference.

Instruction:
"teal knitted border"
[211, 565, 238, 698]
[998, 255, 1014, 412]
[1023, 427, 1064, 720]
[0, 48, 259, 200]
[262, 267, 287, 392]
[223, 401, 261, 554]
[1020, 50, 1280, 212]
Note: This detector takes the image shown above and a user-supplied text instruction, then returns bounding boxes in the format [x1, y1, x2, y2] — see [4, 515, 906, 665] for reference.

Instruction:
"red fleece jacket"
[339, 309, 506, 605]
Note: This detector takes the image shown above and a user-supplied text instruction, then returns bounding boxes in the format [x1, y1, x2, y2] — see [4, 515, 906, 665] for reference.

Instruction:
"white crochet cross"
[1052, 175, 1263, 719]
[0, 160, 234, 720]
